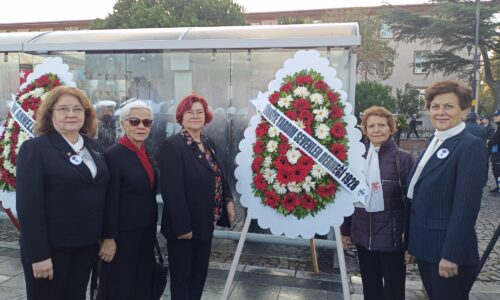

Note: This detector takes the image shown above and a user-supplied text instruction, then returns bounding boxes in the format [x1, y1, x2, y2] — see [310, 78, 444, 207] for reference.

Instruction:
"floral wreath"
[251, 69, 349, 219]
[0, 73, 62, 192]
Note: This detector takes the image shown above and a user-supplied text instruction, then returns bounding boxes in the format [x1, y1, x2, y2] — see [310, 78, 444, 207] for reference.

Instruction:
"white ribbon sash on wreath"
[9, 101, 35, 138]
[251, 98, 369, 205]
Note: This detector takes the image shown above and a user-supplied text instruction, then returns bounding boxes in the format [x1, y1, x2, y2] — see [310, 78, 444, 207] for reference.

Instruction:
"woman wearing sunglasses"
[159, 94, 235, 300]
[99, 101, 158, 300]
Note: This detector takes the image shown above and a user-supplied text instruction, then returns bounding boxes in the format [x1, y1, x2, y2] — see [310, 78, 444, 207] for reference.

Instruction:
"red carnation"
[256, 122, 270, 138]
[252, 156, 263, 173]
[276, 164, 294, 184]
[331, 122, 346, 139]
[264, 190, 280, 208]
[317, 183, 337, 198]
[253, 140, 265, 154]
[327, 91, 339, 103]
[301, 194, 316, 210]
[298, 111, 314, 125]
[330, 144, 347, 161]
[274, 155, 288, 168]
[278, 142, 290, 156]
[295, 75, 313, 86]
[288, 165, 308, 183]
[330, 105, 344, 120]
[314, 80, 328, 92]
[52, 79, 60, 87]
[280, 82, 293, 93]
[303, 125, 313, 136]
[36, 75, 50, 86]
[253, 173, 268, 192]
[285, 110, 298, 120]
[298, 155, 314, 170]
[269, 91, 280, 104]
[282, 193, 300, 212]
[293, 98, 311, 111]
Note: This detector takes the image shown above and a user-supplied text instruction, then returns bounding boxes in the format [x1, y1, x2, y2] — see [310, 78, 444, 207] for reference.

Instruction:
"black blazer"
[16, 131, 109, 264]
[102, 143, 158, 238]
[159, 133, 232, 241]
[407, 130, 487, 266]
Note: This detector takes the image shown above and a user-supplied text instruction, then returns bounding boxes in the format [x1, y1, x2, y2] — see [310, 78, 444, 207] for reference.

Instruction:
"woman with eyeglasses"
[159, 94, 235, 300]
[16, 86, 109, 300]
[99, 101, 158, 300]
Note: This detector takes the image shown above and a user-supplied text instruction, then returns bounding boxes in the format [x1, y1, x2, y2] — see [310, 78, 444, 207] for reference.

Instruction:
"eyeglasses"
[126, 117, 153, 128]
[185, 110, 205, 117]
[53, 106, 86, 114]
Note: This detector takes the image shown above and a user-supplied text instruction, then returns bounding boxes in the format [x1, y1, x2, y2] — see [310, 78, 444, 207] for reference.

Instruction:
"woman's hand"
[341, 235, 352, 250]
[227, 201, 235, 224]
[405, 250, 416, 264]
[32, 258, 53, 280]
[99, 238, 117, 262]
[178, 231, 193, 240]
[439, 258, 459, 278]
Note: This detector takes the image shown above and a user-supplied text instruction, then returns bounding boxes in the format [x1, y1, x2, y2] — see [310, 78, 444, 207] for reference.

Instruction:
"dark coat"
[102, 143, 158, 238]
[16, 131, 109, 264]
[465, 123, 487, 142]
[159, 133, 232, 241]
[407, 130, 487, 266]
[341, 138, 414, 252]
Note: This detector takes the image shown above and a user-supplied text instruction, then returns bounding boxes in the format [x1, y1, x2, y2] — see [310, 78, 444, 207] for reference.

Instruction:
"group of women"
[341, 80, 487, 300]
[16, 87, 234, 300]
[15, 79, 486, 300]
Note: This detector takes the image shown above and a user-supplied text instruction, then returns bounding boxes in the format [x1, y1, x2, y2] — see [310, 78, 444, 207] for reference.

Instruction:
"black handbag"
[152, 238, 168, 300]
[89, 260, 109, 300]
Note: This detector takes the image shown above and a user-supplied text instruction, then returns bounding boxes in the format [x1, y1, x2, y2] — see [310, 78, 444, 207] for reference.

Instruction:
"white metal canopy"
[0, 23, 360, 52]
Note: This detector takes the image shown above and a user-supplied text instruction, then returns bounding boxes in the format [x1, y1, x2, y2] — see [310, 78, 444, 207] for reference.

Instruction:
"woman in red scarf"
[99, 101, 158, 300]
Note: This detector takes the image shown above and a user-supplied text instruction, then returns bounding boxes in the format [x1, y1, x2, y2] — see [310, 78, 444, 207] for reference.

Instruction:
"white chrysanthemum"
[310, 93, 324, 105]
[19, 93, 29, 102]
[263, 156, 273, 168]
[287, 182, 302, 193]
[286, 148, 301, 165]
[7, 118, 15, 128]
[302, 176, 316, 192]
[2, 142, 10, 158]
[295, 119, 306, 129]
[266, 140, 279, 153]
[28, 110, 35, 117]
[4, 160, 15, 174]
[263, 168, 277, 184]
[293, 86, 310, 98]
[273, 182, 288, 195]
[311, 164, 327, 179]
[313, 107, 329, 122]
[277, 95, 294, 109]
[268, 126, 280, 138]
[3, 131, 11, 143]
[314, 123, 330, 140]
[16, 131, 30, 154]
[31, 87, 46, 98]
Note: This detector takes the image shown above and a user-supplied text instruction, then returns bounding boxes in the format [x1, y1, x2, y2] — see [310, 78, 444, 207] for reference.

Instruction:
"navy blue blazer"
[407, 129, 487, 266]
[16, 131, 109, 264]
[102, 143, 158, 239]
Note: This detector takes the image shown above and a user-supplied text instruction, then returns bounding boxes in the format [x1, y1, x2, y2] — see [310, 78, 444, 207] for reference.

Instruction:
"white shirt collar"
[62, 134, 84, 152]
[434, 122, 465, 141]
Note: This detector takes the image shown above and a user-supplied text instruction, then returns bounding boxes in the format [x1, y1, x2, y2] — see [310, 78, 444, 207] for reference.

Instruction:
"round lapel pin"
[70, 155, 83, 165]
[437, 148, 449, 159]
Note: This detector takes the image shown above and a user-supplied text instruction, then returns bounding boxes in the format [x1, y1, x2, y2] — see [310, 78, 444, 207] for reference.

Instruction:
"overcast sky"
[0, 0, 431, 24]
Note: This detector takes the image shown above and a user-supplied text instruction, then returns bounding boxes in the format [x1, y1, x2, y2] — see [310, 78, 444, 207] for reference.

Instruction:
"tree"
[381, 0, 500, 110]
[355, 81, 396, 115]
[91, 0, 245, 29]
[395, 83, 425, 118]
[323, 10, 396, 80]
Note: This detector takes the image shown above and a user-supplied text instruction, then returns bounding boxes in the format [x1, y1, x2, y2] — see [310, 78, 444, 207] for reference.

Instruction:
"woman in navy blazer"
[99, 101, 158, 299]
[407, 80, 488, 300]
[160, 94, 235, 300]
[16, 86, 109, 300]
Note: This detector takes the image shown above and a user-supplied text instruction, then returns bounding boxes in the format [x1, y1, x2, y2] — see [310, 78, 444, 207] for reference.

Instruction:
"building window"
[414, 51, 430, 74]
[379, 23, 393, 39]
[416, 88, 426, 101]
[376, 60, 392, 76]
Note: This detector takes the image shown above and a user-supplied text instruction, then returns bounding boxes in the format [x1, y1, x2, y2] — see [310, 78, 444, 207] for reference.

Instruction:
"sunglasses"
[127, 118, 153, 128]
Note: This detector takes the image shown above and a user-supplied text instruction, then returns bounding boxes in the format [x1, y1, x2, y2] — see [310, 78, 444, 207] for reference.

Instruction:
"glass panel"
[0, 53, 21, 123]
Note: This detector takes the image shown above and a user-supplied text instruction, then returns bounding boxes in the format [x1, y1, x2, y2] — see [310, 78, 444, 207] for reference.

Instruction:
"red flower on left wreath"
[0, 73, 62, 192]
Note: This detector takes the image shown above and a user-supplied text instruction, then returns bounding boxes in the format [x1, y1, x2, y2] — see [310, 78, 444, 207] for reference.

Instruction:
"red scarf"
[118, 135, 154, 187]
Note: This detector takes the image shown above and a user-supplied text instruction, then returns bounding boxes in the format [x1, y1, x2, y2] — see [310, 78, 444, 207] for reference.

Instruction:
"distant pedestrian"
[481, 115, 495, 143]
[406, 114, 419, 139]
[465, 112, 487, 142]
[394, 119, 402, 146]
[488, 110, 500, 194]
